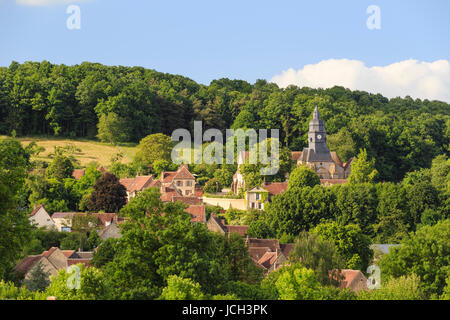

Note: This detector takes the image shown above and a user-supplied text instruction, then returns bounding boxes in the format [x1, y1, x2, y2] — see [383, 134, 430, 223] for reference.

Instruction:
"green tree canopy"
[348, 148, 379, 184]
[287, 165, 320, 189]
[312, 221, 373, 270]
[379, 219, 450, 298]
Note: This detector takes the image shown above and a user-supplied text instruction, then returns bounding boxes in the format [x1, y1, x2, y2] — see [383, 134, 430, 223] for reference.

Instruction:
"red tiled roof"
[91, 213, 117, 227]
[15, 255, 42, 275]
[160, 191, 180, 202]
[52, 212, 78, 219]
[42, 247, 58, 258]
[248, 247, 272, 261]
[120, 176, 154, 192]
[173, 164, 196, 180]
[262, 182, 288, 196]
[62, 250, 76, 258]
[246, 238, 280, 251]
[149, 180, 161, 188]
[119, 178, 134, 190]
[130, 175, 154, 192]
[330, 152, 344, 167]
[194, 188, 203, 198]
[160, 171, 177, 183]
[258, 251, 278, 269]
[72, 169, 85, 180]
[185, 204, 205, 223]
[172, 196, 203, 205]
[30, 204, 45, 217]
[67, 258, 91, 267]
[291, 151, 303, 161]
[226, 225, 248, 237]
[337, 269, 368, 291]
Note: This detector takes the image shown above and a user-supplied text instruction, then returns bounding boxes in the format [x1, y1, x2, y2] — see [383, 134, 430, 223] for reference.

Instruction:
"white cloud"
[270, 59, 450, 102]
[16, 0, 85, 6]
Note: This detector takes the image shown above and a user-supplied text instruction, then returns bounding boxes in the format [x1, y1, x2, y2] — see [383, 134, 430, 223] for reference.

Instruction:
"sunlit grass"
[0, 136, 137, 167]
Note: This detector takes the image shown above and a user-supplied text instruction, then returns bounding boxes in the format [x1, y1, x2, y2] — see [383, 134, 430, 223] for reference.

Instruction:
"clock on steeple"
[305, 105, 332, 162]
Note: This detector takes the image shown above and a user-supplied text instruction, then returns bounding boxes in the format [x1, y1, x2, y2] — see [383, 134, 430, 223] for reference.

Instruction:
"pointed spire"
[313, 105, 320, 120]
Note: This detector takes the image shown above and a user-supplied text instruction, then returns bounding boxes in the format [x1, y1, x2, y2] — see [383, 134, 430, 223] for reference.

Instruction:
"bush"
[203, 178, 222, 193]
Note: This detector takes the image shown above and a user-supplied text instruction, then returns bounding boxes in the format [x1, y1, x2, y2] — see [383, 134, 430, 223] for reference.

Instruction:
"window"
[186, 181, 192, 186]
[177, 181, 182, 187]
[185, 190, 191, 195]
[255, 193, 261, 201]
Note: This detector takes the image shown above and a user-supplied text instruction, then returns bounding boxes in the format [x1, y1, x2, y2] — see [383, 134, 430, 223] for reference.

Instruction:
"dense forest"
[0, 61, 449, 182]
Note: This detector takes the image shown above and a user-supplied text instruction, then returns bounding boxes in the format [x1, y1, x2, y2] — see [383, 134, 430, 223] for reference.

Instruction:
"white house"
[29, 205, 56, 230]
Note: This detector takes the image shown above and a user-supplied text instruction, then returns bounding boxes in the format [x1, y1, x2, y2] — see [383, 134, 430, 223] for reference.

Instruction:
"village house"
[245, 181, 288, 210]
[206, 214, 249, 237]
[98, 218, 128, 240]
[15, 247, 93, 281]
[120, 174, 156, 202]
[159, 164, 197, 197]
[29, 205, 56, 230]
[245, 237, 295, 273]
[72, 165, 107, 180]
[336, 270, 369, 292]
[51, 212, 118, 232]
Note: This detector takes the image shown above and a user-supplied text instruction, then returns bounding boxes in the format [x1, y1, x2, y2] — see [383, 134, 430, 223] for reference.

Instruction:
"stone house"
[160, 164, 196, 197]
[206, 214, 249, 237]
[246, 238, 294, 273]
[29, 205, 56, 230]
[245, 181, 288, 210]
[15, 247, 93, 281]
[338, 270, 369, 292]
[51, 212, 118, 232]
[119, 174, 156, 202]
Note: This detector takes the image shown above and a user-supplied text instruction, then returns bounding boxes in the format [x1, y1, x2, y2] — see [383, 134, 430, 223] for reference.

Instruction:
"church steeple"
[304, 105, 332, 161]
[313, 105, 320, 120]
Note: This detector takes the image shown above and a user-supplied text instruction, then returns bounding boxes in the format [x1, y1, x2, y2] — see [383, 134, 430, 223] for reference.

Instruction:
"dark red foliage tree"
[88, 172, 127, 213]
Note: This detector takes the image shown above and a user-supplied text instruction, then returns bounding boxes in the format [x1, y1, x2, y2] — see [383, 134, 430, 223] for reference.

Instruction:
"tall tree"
[0, 138, 33, 280]
[88, 172, 127, 213]
[348, 148, 379, 184]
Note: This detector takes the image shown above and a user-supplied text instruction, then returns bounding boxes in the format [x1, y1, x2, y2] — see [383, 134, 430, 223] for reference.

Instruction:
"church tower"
[302, 106, 332, 162]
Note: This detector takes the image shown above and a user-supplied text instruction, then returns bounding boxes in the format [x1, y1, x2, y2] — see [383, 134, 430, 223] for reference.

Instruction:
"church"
[293, 105, 352, 181]
[232, 106, 351, 194]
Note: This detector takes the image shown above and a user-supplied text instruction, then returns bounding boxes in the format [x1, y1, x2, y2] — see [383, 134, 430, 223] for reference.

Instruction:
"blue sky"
[0, 0, 449, 100]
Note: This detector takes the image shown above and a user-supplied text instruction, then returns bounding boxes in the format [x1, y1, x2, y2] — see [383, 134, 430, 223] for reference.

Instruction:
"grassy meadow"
[0, 136, 138, 168]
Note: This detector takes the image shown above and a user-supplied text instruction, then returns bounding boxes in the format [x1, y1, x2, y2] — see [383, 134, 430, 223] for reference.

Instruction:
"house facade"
[15, 247, 93, 281]
[160, 164, 196, 197]
[51, 212, 118, 232]
[206, 214, 249, 237]
[246, 238, 294, 273]
[29, 205, 56, 229]
[245, 181, 288, 210]
[120, 175, 156, 202]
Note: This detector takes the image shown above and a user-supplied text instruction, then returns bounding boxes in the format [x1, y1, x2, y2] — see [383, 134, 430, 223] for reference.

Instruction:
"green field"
[0, 136, 138, 168]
